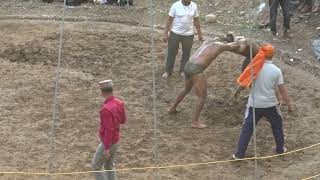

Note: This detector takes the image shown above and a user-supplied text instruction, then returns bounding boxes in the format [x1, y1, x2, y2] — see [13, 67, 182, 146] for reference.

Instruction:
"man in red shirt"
[92, 80, 127, 180]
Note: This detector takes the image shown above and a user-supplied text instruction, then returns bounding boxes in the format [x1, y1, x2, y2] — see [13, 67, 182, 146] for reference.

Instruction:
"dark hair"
[101, 87, 113, 94]
[225, 33, 235, 43]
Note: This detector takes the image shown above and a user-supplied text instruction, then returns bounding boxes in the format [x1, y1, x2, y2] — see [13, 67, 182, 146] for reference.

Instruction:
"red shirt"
[99, 96, 127, 150]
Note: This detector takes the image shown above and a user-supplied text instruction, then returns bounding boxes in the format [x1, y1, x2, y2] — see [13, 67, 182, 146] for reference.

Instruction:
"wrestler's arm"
[202, 37, 222, 45]
[234, 85, 245, 98]
[203, 33, 229, 44]
[276, 87, 282, 105]
[221, 42, 240, 52]
[211, 34, 226, 42]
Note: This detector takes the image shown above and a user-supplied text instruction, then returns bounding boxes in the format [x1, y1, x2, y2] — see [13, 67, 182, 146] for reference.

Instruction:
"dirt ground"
[0, 0, 320, 180]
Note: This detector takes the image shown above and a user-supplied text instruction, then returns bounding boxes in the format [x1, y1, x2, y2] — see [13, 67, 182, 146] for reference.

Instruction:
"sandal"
[191, 123, 208, 129]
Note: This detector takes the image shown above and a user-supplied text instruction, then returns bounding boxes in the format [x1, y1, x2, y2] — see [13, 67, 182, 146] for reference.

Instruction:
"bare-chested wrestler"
[220, 33, 284, 99]
[168, 40, 241, 129]
[216, 33, 264, 97]
[223, 32, 261, 72]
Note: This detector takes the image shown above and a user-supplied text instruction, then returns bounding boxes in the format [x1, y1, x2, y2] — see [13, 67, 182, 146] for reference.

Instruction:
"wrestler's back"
[189, 41, 224, 70]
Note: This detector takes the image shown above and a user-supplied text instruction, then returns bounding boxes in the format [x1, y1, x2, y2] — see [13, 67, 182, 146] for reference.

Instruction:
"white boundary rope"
[47, 0, 67, 179]
[149, 0, 160, 179]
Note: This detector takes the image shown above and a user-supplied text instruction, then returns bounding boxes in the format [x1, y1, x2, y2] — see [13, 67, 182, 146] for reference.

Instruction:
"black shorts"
[184, 62, 204, 79]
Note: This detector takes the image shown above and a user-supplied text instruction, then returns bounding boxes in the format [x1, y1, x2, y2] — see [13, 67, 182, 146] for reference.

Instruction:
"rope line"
[149, 0, 160, 179]
[1, 142, 319, 176]
[301, 173, 320, 180]
[1, 1, 317, 180]
[47, 0, 67, 179]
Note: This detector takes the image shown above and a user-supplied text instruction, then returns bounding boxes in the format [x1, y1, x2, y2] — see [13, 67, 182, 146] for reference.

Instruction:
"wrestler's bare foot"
[191, 122, 208, 129]
[168, 108, 180, 114]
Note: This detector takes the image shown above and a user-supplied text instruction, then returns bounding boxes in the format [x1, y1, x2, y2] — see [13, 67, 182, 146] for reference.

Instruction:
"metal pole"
[249, 40, 258, 179]
[250, 1, 266, 178]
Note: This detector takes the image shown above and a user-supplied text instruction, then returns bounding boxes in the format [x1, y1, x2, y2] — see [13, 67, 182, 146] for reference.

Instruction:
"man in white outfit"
[162, 0, 203, 78]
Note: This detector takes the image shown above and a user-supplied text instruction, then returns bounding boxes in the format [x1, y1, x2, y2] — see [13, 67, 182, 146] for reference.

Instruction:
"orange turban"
[237, 44, 274, 88]
[261, 44, 274, 57]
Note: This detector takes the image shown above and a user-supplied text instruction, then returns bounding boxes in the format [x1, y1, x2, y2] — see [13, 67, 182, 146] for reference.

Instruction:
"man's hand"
[234, 86, 245, 99]
[278, 99, 284, 106]
[287, 104, 293, 113]
[278, 84, 293, 113]
[198, 33, 204, 42]
[234, 91, 240, 99]
[163, 16, 174, 43]
[163, 32, 169, 43]
[104, 149, 110, 159]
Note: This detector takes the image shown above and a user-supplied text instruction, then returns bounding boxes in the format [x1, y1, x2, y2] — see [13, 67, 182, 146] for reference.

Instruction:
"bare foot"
[300, 4, 312, 13]
[312, 6, 320, 13]
[191, 123, 208, 129]
[282, 32, 292, 40]
[162, 72, 170, 79]
[297, 3, 305, 12]
[168, 108, 180, 114]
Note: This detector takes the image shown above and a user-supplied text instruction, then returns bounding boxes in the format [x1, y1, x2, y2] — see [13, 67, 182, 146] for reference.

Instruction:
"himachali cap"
[99, 79, 113, 89]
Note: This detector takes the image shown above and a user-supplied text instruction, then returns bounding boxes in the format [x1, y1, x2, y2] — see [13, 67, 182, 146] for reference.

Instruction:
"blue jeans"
[234, 106, 285, 158]
[92, 143, 118, 180]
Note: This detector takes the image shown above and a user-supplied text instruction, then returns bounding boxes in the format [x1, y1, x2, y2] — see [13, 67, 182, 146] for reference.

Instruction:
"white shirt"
[169, 0, 199, 36]
[247, 60, 284, 108]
